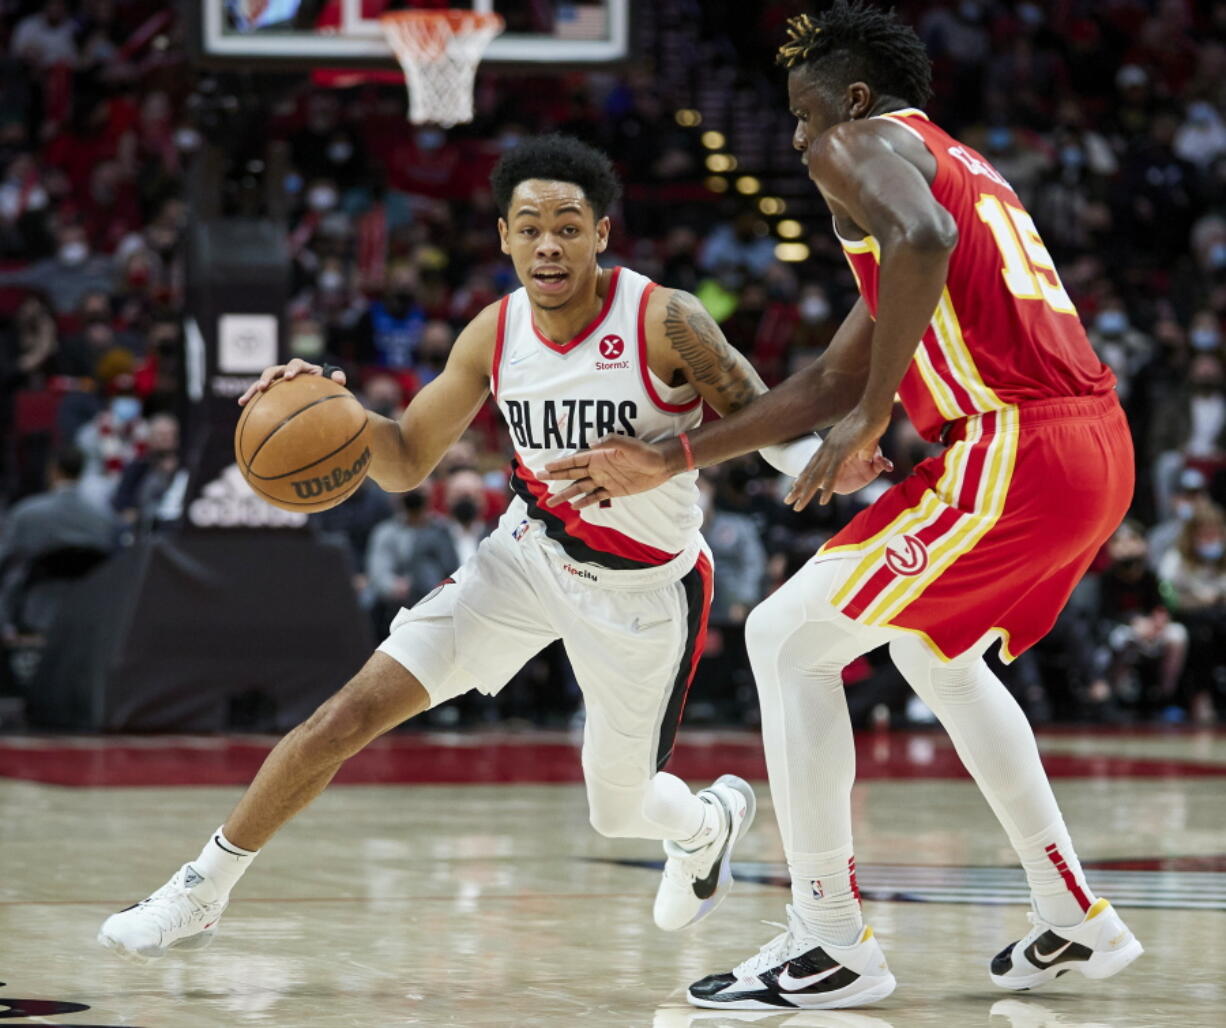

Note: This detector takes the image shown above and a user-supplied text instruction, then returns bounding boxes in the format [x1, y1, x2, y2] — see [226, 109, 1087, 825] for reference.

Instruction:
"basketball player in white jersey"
[98, 135, 886, 967]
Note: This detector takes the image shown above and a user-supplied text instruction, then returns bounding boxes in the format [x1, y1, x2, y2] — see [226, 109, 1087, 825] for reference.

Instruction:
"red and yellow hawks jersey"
[838, 109, 1116, 442]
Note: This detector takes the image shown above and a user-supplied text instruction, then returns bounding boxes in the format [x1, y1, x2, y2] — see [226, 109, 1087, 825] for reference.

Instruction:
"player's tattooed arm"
[656, 288, 765, 416]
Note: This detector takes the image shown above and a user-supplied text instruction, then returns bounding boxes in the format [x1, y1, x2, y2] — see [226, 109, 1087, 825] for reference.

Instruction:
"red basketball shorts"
[820, 394, 1133, 661]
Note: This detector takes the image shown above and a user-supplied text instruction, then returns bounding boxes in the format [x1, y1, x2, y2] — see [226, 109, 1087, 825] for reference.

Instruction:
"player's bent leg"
[688, 559, 898, 1010]
[98, 652, 430, 963]
[887, 637, 1143, 988]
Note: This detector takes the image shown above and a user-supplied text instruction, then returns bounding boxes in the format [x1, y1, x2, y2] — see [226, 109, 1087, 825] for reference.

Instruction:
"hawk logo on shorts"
[884, 534, 928, 577]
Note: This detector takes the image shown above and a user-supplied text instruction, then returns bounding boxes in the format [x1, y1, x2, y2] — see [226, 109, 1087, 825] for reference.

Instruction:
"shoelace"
[731, 907, 801, 979]
[138, 873, 218, 935]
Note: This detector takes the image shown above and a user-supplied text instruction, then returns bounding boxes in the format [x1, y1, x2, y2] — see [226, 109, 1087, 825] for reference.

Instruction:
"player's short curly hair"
[491, 134, 622, 219]
[777, 1, 933, 109]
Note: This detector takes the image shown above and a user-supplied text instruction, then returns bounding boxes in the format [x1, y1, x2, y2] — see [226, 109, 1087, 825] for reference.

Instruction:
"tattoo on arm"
[662, 291, 765, 413]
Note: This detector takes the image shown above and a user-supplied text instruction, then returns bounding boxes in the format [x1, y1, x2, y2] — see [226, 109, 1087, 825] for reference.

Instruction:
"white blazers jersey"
[492, 266, 704, 575]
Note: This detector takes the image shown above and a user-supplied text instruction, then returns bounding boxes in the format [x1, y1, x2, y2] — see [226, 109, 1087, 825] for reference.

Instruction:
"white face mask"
[318, 270, 345, 293]
[59, 240, 89, 265]
[307, 187, 338, 211]
[326, 140, 353, 164]
[799, 296, 830, 324]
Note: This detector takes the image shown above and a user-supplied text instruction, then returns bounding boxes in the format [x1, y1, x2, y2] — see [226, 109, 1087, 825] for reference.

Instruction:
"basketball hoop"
[379, 10, 505, 127]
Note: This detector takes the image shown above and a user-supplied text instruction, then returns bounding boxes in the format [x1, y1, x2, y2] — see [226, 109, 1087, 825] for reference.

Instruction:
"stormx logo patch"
[596, 333, 629, 370]
[562, 563, 598, 582]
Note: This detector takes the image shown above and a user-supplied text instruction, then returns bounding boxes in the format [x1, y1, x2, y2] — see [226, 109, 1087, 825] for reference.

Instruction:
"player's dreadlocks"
[777, 1, 933, 109]
[491, 134, 622, 219]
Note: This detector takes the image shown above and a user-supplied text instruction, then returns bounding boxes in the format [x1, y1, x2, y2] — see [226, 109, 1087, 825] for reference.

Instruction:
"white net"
[379, 11, 505, 127]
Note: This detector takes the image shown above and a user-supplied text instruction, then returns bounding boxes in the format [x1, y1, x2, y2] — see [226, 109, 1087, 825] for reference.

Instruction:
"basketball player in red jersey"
[97, 135, 885, 973]
[545, 2, 1142, 1010]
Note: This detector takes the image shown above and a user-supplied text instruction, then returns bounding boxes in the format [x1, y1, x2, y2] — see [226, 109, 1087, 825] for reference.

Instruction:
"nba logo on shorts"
[513, 519, 530, 541]
[884, 534, 928, 576]
[811, 879, 824, 899]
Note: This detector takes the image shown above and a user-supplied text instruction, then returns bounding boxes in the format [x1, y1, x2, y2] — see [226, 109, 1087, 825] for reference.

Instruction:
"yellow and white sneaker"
[989, 897, 1143, 991]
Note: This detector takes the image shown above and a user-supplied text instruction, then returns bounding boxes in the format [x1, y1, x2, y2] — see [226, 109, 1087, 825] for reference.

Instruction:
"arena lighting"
[776, 219, 804, 238]
[705, 153, 738, 172]
[775, 241, 811, 262]
[735, 176, 761, 195]
[705, 176, 729, 193]
[758, 196, 786, 215]
[701, 130, 726, 149]
[675, 108, 703, 127]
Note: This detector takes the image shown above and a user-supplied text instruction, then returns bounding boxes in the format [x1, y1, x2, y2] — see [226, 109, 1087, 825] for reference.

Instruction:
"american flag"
[552, 3, 607, 41]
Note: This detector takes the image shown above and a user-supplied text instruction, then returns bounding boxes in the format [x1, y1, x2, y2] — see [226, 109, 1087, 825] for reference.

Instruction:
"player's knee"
[301, 691, 381, 762]
[745, 591, 794, 661]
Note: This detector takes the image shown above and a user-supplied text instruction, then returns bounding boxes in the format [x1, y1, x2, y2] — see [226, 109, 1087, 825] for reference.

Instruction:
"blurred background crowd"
[2, 0, 1226, 729]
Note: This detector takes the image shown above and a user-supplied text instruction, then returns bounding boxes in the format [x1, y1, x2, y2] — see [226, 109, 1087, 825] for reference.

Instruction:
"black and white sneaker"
[688, 905, 896, 1010]
[990, 897, 1143, 991]
[653, 775, 756, 931]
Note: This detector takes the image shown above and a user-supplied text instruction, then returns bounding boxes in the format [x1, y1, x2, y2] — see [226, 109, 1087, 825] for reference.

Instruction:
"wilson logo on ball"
[291, 447, 372, 500]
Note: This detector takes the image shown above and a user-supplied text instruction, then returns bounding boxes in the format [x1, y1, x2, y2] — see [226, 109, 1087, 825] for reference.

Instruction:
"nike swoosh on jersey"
[776, 963, 843, 992]
[508, 350, 533, 365]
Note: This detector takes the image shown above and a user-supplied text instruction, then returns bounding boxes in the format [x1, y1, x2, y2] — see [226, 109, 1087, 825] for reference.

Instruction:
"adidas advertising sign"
[188, 463, 308, 529]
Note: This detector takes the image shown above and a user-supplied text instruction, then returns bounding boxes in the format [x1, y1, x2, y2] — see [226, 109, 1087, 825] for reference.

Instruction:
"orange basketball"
[234, 374, 372, 513]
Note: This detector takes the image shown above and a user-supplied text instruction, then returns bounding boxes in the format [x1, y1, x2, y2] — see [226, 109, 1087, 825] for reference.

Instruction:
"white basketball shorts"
[378, 510, 713, 776]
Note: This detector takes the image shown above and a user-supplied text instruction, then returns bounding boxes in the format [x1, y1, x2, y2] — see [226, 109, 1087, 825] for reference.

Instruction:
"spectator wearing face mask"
[1149, 468, 1212, 571]
[415, 320, 455, 386]
[353, 263, 426, 370]
[1086, 299, 1151, 404]
[441, 467, 493, 565]
[111, 413, 187, 536]
[366, 485, 459, 628]
[0, 224, 116, 313]
[1158, 503, 1226, 723]
[1095, 521, 1187, 720]
[1150, 352, 1226, 517]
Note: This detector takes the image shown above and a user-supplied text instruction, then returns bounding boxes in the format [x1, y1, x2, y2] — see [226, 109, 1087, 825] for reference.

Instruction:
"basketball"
[234, 374, 372, 513]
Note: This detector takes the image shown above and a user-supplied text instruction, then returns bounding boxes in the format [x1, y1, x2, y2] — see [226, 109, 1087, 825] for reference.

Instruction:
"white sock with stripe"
[746, 561, 893, 947]
[788, 846, 864, 946]
[889, 637, 1097, 928]
[190, 826, 259, 899]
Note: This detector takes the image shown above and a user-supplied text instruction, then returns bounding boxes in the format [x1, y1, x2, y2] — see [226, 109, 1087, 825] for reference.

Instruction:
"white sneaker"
[989, 897, 1143, 991]
[687, 905, 896, 1010]
[654, 774, 756, 931]
[98, 863, 228, 963]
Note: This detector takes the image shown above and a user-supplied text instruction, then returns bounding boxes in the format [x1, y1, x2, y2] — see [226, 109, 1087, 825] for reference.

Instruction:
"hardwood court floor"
[1, 729, 1223, 1027]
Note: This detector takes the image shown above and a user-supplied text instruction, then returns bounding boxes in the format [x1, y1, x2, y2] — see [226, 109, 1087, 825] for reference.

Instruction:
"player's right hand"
[237, 358, 347, 406]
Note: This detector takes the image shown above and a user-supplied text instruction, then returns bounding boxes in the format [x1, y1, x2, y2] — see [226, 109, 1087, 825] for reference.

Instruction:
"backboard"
[201, 0, 630, 66]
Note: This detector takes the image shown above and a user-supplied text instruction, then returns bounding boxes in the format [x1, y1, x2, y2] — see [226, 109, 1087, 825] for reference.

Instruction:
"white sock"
[745, 560, 892, 945]
[789, 846, 864, 946]
[1015, 823, 1097, 927]
[676, 793, 724, 850]
[190, 826, 259, 898]
[889, 639, 1097, 928]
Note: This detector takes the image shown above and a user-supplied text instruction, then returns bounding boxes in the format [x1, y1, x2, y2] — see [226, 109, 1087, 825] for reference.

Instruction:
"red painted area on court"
[0, 730, 1222, 786]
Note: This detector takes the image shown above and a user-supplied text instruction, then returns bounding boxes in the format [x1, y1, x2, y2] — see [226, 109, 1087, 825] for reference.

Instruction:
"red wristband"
[678, 431, 696, 472]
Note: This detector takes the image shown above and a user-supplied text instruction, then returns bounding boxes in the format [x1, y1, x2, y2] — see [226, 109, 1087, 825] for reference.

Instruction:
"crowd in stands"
[2, 0, 1225, 727]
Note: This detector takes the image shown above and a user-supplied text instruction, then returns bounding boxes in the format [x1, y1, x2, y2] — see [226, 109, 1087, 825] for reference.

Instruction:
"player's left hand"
[542, 435, 668, 508]
[786, 404, 892, 510]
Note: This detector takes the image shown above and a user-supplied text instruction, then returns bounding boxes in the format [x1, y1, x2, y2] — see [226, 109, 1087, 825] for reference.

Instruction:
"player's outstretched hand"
[543, 436, 670, 508]
[237, 358, 346, 406]
[786, 405, 891, 510]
